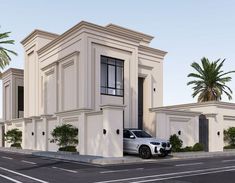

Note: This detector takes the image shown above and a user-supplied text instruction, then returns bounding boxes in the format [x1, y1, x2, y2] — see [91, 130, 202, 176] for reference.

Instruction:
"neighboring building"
[1, 21, 235, 157]
[151, 101, 235, 152]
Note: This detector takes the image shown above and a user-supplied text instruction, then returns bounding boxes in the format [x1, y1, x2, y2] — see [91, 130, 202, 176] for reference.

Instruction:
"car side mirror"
[130, 135, 135, 139]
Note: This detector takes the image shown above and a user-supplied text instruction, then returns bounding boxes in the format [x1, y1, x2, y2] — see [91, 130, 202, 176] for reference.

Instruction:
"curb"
[1, 147, 235, 165]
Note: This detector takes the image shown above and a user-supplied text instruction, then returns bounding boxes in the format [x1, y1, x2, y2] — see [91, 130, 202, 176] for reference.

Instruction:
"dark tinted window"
[132, 130, 152, 138]
[123, 130, 132, 138]
[100, 55, 124, 97]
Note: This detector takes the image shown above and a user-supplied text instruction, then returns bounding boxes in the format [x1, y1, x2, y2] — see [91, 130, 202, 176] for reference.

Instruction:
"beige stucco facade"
[21, 21, 166, 129]
[151, 101, 235, 152]
[0, 21, 166, 157]
[2, 21, 235, 156]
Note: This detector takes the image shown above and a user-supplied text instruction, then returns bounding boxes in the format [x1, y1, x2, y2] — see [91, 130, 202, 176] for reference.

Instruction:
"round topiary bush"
[4, 128, 22, 149]
[50, 124, 78, 152]
[192, 143, 204, 151]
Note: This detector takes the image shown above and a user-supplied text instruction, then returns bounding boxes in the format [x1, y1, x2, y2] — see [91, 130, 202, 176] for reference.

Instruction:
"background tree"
[50, 124, 78, 152]
[187, 57, 235, 102]
[0, 30, 17, 75]
[4, 128, 22, 148]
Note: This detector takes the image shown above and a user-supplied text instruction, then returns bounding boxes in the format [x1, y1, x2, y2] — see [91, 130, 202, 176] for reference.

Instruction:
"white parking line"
[175, 162, 203, 167]
[131, 168, 235, 183]
[2, 156, 13, 160]
[21, 160, 37, 165]
[52, 166, 77, 173]
[94, 165, 235, 183]
[0, 167, 48, 183]
[0, 173, 22, 183]
[222, 159, 235, 163]
[100, 168, 144, 174]
[100, 169, 129, 174]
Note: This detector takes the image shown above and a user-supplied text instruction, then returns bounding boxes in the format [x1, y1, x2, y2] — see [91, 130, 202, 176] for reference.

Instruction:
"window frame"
[100, 55, 124, 97]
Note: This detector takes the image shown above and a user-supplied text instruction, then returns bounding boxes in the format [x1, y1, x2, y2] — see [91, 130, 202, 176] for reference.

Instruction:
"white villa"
[1, 21, 235, 157]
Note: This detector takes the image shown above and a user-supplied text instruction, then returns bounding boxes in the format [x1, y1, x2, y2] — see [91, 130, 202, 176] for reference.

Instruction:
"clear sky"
[1, 0, 235, 117]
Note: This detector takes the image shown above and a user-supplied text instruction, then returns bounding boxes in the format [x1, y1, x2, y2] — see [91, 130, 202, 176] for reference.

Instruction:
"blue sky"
[1, 1, 235, 117]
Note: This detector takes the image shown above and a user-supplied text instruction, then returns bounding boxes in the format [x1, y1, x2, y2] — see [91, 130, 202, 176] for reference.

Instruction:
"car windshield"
[132, 130, 152, 138]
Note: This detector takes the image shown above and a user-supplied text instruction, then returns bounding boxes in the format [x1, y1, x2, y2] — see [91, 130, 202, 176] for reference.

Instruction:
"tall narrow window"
[100, 55, 124, 96]
[18, 86, 24, 118]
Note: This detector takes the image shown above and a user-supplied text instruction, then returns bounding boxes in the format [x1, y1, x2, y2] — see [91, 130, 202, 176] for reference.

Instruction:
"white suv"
[123, 129, 172, 159]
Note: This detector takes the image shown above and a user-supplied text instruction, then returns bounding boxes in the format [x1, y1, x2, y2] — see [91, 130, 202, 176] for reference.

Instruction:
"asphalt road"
[0, 151, 235, 183]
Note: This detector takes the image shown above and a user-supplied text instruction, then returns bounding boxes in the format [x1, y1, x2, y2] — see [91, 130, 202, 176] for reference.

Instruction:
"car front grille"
[162, 142, 166, 148]
[167, 142, 171, 147]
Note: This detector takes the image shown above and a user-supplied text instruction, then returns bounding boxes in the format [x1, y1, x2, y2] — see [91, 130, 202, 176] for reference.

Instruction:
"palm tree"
[187, 57, 235, 102]
[0, 31, 17, 72]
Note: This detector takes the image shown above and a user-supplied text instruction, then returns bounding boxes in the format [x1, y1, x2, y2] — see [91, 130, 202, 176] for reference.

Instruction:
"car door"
[123, 130, 138, 153]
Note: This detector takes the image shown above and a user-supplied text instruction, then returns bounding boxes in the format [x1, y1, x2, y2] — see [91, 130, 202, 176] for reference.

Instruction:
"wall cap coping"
[205, 113, 218, 118]
[100, 104, 126, 110]
[40, 114, 54, 119]
[4, 118, 31, 124]
[224, 115, 235, 121]
[155, 101, 235, 111]
[85, 111, 103, 116]
[29, 116, 41, 120]
[55, 108, 93, 117]
[150, 108, 201, 116]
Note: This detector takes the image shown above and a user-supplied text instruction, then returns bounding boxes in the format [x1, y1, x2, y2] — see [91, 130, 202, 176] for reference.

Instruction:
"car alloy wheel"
[139, 146, 151, 159]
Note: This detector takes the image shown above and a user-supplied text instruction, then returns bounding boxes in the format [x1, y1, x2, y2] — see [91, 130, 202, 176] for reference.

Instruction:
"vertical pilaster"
[101, 104, 125, 157]
[41, 115, 53, 151]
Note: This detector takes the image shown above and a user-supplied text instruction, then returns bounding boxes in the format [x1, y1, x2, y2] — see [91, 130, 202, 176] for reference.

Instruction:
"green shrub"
[11, 143, 21, 148]
[224, 145, 235, 149]
[4, 128, 22, 148]
[224, 127, 235, 146]
[50, 124, 78, 152]
[181, 146, 193, 152]
[169, 134, 183, 152]
[59, 146, 77, 152]
[192, 143, 204, 151]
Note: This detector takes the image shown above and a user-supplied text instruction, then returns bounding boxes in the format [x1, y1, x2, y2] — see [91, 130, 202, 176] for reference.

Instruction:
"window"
[100, 55, 124, 96]
[18, 86, 24, 118]
[123, 130, 133, 138]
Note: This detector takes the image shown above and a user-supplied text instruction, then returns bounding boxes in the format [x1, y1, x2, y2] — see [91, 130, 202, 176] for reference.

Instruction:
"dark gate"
[138, 77, 144, 130]
[199, 114, 209, 152]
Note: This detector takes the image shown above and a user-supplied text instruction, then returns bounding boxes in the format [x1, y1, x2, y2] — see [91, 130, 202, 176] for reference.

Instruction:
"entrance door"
[138, 77, 144, 129]
[199, 114, 209, 152]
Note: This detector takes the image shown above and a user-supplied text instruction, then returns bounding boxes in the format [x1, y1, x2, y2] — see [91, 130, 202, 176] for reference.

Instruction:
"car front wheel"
[139, 146, 152, 159]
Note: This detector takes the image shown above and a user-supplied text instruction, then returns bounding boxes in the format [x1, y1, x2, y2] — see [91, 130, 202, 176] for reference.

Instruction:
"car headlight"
[150, 142, 160, 145]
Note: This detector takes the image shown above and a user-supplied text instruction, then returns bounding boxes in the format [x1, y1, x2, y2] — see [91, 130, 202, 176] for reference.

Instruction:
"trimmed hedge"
[192, 143, 204, 151]
[10, 143, 22, 148]
[58, 146, 77, 152]
[224, 145, 235, 149]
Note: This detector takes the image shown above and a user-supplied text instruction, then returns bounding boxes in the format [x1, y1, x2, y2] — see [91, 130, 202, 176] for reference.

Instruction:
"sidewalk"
[0, 147, 235, 165]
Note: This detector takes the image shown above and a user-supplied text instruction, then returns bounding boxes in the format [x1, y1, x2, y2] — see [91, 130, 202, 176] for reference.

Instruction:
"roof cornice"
[106, 23, 154, 43]
[21, 29, 59, 45]
[138, 45, 167, 57]
[1, 68, 24, 80]
[37, 21, 153, 55]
